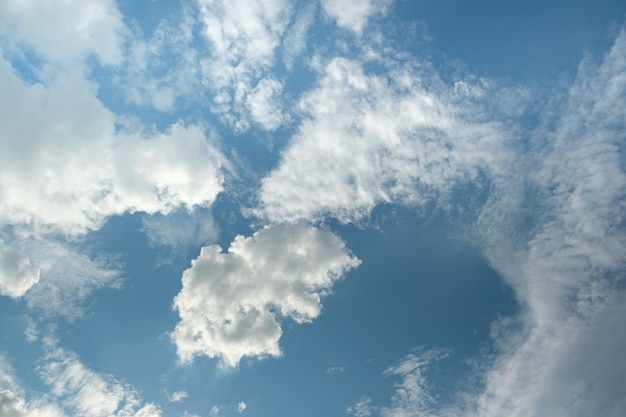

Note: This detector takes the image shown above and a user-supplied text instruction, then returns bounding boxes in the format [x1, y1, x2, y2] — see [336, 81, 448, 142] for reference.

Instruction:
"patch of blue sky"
[395, 0, 626, 81]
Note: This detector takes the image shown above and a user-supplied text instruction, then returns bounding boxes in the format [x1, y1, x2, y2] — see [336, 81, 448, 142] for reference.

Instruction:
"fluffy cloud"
[0, 56, 223, 237]
[167, 391, 188, 403]
[172, 222, 360, 367]
[0, 241, 40, 298]
[320, 0, 392, 33]
[259, 56, 510, 223]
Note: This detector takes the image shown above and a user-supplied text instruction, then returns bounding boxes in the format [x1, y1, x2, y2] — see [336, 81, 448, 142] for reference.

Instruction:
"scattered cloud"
[172, 222, 360, 367]
[246, 77, 285, 130]
[472, 28, 626, 417]
[37, 335, 162, 417]
[142, 207, 219, 251]
[282, 3, 316, 69]
[320, 0, 392, 34]
[0, 0, 126, 67]
[380, 348, 454, 417]
[237, 401, 247, 412]
[0, 54, 223, 237]
[167, 391, 188, 403]
[345, 27, 626, 417]
[0, 241, 40, 298]
[325, 365, 345, 376]
[196, 0, 293, 129]
[11, 237, 121, 321]
[346, 395, 376, 417]
[259, 56, 512, 223]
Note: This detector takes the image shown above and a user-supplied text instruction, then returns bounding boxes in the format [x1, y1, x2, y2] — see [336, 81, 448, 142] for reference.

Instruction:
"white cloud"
[246, 77, 285, 130]
[324, 365, 345, 375]
[282, 3, 315, 69]
[196, 0, 293, 129]
[472, 28, 626, 417]
[37, 336, 162, 417]
[380, 349, 453, 417]
[17, 238, 121, 320]
[0, 241, 40, 298]
[320, 0, 392, 34]
[259, 56, 510, 223]
[346, 396, 376, 417]
[167, 391, 188, 403]
[237, 401, 246, 412]
[0, 353, 65, 417]
[142, 207, 219, 251]
[172, 222, 360, 367]
[343, 28, 626, 417]
[121, 6, 203, 112]
[1, 0, 126, 66]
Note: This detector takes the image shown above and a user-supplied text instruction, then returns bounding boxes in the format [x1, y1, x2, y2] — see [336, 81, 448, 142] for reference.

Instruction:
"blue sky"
[1, 1, 626, 416]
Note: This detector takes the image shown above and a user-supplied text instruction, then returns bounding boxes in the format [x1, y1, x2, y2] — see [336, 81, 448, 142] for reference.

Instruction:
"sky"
[0, 0, 625, 416]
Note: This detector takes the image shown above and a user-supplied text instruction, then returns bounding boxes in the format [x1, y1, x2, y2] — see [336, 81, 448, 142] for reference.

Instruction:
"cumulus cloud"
[0, 241, 40, 298]
[0, 55, 223, 237]
[172, 222, 360, 367]
[320, 0, 392, 34]
[259, 56, 511, 223]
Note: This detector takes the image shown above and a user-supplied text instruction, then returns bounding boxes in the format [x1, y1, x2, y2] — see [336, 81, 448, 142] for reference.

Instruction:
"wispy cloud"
[258, 55, 513, 224]
[342, 26, 626, 417]
[196, 0, 293, 130]
[38, 335, 162, 417]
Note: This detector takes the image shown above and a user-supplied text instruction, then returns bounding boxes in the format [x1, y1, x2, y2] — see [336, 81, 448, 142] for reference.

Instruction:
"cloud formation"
[0, 241, 40, 298]
[320, 0, 392, 33]
[172, 222, 360, 367]
[259, 56, 511, 223]
[473, 28, 626, 417]
[196, 0, 293, 129]
[344, 27, 626, 417]
[37, 337, 162, 417]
